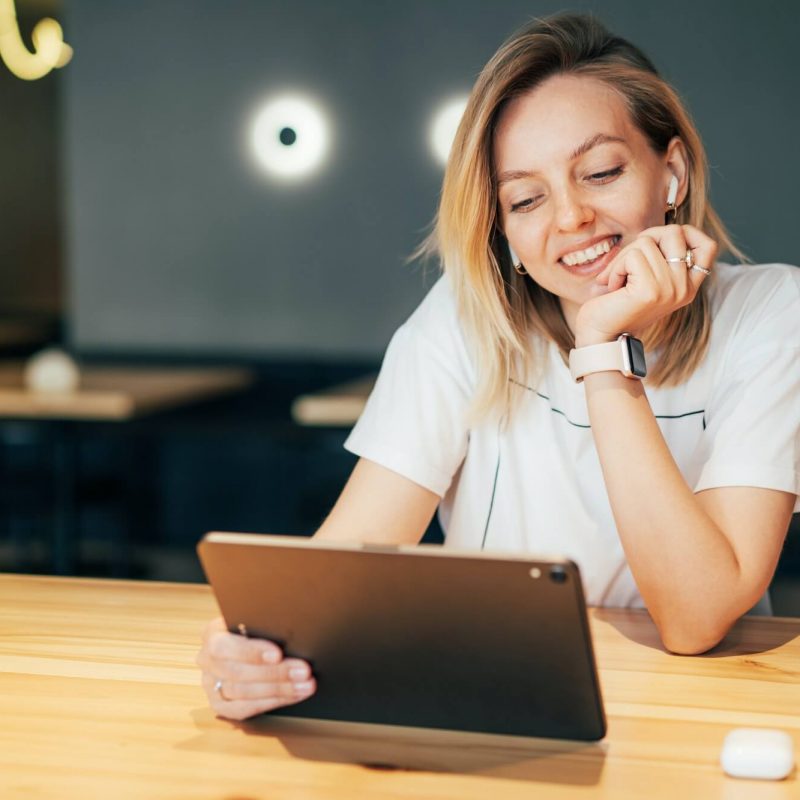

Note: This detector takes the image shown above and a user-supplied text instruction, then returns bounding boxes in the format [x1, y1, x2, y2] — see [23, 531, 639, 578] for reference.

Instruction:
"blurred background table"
[291, 375, 374, 427]
[1, 573, 798, 799]
[0, 363, 253, 575]
[0, 362, 253, 420]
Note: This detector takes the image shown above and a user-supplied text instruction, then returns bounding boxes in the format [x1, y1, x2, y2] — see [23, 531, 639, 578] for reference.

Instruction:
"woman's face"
[493, 74, 681, 326]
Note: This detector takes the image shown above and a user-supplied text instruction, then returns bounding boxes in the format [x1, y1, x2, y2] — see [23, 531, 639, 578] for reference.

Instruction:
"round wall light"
[250, 94, 330, 179]
[429, 96, 468, 168]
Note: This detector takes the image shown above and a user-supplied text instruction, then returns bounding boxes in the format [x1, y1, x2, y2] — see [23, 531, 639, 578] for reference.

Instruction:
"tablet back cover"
[198, 534, 606, 740]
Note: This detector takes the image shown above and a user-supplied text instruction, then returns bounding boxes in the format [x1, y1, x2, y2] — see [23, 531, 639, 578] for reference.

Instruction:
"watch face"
[626, 337, 647, 378]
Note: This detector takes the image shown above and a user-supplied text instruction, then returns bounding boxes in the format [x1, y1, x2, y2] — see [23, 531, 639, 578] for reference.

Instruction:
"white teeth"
[562, 236, 618, 267]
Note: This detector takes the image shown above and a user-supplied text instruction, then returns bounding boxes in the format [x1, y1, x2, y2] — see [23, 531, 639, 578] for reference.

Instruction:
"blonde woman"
[197, 13, 800, 720]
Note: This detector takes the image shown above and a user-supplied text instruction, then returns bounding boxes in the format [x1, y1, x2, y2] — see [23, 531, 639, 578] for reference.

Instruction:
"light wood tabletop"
[0, 362, 253, 420]
[1, 573, 798, 799]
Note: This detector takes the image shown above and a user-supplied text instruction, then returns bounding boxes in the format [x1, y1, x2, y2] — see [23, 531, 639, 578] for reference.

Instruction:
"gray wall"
[63, 0, 800, 358]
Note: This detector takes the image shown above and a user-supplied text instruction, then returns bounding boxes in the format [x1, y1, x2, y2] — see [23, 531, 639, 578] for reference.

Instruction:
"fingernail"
[289, 666, 308, 680]
[293, 681, 314, 694]
[262, 648, 281, 664]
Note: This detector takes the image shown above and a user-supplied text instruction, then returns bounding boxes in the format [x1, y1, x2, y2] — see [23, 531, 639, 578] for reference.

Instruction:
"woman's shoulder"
[710, 262, 800, 304]
[709, 262, 800, 317]
[383, 271, 474, 367]
[708, 262, 800, 346]
[398, 271, 464, 341]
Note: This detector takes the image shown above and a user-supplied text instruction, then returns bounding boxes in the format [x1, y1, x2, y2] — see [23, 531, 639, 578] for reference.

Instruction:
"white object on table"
[23, 348, 81, 394]
[720, 728, 795, 780]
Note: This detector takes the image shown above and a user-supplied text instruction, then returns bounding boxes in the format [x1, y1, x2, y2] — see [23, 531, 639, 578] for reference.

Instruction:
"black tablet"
[197, 533, 606, 741]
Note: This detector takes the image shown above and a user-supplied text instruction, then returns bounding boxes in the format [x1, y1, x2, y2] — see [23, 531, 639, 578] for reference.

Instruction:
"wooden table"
[0, 362, 253, 420]
[0, 574, 797, 798]
[0, 362, 253, 574]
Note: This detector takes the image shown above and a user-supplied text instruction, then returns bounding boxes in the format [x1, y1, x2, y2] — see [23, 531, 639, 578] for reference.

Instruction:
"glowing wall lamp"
[0, 0, 72, 80]
[429, 96, 468, 168]
[250, 94, 331, 181]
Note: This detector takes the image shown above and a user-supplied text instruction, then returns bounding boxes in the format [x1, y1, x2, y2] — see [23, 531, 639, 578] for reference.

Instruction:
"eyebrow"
[495, 133, 627, 188]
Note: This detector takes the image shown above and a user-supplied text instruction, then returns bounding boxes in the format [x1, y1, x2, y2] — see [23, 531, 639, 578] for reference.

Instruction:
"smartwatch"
[569, 333, 647, 383]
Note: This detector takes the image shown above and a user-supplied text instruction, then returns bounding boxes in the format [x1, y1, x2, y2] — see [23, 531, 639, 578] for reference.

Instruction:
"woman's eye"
[510, 196, 542, 213]
[588, 166, 624, 183]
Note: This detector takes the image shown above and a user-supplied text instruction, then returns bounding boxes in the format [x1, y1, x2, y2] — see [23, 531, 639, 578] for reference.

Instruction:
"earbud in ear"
[507, 242, 527, 276]
[666, 174, 679, 209]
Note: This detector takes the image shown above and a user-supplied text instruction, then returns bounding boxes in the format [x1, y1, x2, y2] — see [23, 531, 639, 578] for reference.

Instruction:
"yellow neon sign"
[0, 0, 72, 80]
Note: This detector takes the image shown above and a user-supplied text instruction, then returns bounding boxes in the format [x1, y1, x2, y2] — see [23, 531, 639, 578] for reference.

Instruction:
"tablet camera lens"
[549, 566, 568, 584]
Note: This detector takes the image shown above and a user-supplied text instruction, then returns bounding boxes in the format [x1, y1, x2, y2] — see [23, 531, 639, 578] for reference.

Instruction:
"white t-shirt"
[345, 264, 800, 607]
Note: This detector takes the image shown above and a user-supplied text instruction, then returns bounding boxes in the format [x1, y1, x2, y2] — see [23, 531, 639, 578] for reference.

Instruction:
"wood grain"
[0, 574, 797, 798]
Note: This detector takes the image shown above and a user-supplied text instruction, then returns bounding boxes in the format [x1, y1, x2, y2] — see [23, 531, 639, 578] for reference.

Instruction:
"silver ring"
[213, 678, 228, 701]
[666, 249, 695, 268]
[689, 264, 711, 275]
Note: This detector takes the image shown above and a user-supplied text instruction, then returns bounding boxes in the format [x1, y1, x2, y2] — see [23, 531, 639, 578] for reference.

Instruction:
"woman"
[197, 13, 799, 721]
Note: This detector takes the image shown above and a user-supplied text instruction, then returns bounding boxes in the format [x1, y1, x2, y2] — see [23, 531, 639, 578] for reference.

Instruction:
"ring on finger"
[214, 678, 229, 701]
[689, 264, 711, 275]
[665, 249, 694, 268]
[665, 256, 690, 267]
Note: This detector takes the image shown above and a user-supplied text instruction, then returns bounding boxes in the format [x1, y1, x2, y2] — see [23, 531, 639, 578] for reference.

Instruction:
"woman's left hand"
[574, 224, 718, 347]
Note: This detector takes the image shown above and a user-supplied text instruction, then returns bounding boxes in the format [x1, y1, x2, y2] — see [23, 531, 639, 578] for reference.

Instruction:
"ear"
[664, 137, 689, 208]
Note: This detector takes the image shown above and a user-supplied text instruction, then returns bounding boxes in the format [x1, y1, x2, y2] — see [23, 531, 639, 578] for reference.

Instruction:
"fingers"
[619, 247, 659, 300]
[637, 235, 689, 303]
[197, 617, 317, 721]
[576, 224, 718, 344]
[200, 669, 317, 722]
[638, 224, 717, 283]
[680, 224, 717, 287]
[598, 239, 659, 295]
[197, 654, 310, 684]
[609, 225, 711, 300]
[201, 617, 283, 664]
[596, 239, 640, 290]
[201, 670, 317, 704]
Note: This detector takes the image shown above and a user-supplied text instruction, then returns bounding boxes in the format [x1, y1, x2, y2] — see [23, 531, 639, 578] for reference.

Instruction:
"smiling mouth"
[559, 235, 622, 267]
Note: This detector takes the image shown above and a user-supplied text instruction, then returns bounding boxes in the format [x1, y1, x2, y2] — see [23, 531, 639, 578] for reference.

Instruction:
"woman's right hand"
[196, 617, 317, 721]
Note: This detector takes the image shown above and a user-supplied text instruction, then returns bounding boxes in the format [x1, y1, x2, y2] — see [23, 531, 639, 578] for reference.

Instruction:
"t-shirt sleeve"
[344, 278, 473, 497]
[693, 266, 800, 510]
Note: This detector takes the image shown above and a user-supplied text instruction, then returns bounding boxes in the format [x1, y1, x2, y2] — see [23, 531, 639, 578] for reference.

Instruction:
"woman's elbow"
[661, 633, 723, 655]
[658, 619, 734, 655]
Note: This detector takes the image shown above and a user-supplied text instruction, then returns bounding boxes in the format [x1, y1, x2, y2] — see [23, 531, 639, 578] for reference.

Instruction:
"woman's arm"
[583, 369, 794, 654]
[314, 457, 441, 545]
[576, 224, 796, 653]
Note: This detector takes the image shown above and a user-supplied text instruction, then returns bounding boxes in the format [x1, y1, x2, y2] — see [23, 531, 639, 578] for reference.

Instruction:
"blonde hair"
[416, 13, 743, 420]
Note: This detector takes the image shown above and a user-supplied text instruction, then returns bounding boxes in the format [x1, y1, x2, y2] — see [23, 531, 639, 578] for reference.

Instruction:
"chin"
[585, 282, 611, 300]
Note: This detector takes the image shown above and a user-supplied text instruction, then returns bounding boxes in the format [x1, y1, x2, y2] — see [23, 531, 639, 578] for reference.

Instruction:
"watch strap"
[569, 338, 626, 383]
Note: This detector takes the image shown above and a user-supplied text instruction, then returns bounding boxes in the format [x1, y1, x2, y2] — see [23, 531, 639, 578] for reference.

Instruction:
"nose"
[553, 186, 594, 231]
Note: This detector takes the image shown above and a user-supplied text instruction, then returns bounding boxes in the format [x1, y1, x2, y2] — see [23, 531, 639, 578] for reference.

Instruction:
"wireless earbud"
[666, 174, 679, 209]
